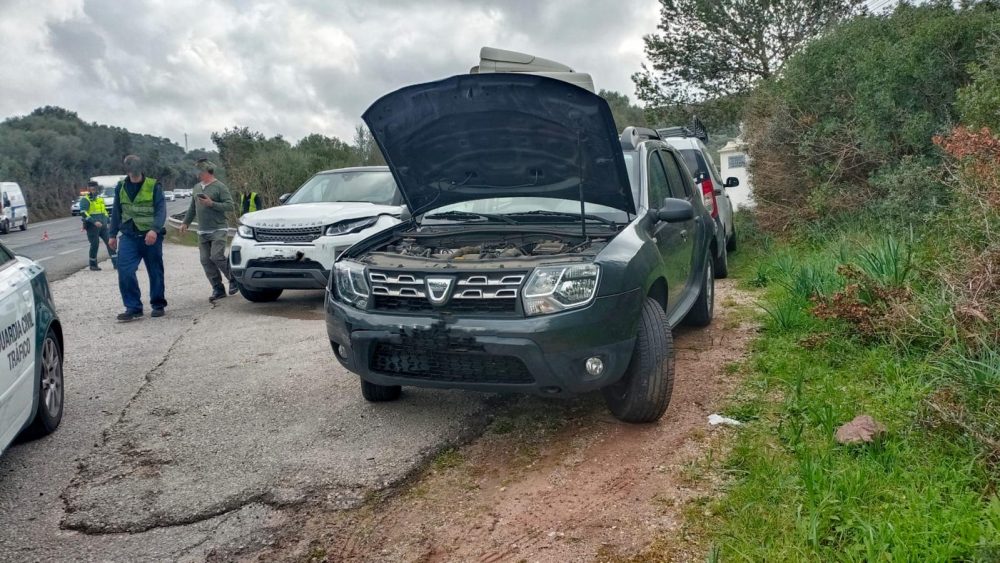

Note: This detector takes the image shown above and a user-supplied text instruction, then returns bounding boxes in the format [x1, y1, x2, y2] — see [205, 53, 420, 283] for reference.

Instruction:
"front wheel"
[25, 329, 63, 438]
[0, 220, 8, 234]
[360, 379, 401, 402]
[19, 217, 27, 231]
[237, 283, 283, 303]
[602, 297, 675, 423]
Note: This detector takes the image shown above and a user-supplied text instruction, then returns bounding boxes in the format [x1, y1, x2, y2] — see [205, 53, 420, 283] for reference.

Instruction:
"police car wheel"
[27, 330, 63, 438]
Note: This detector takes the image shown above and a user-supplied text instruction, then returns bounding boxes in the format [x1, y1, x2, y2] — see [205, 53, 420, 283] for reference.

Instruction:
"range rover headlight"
[237, 224, 254, 239]
[334, 261, 370, 308]
[522, 264, 600, 316]
[325, 216, 378, 236]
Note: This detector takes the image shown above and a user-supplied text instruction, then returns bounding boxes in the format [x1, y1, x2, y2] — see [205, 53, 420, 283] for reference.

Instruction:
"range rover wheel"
[685, 258, 715, 327]
[237, 284, 283, 303]
[26, 329, 63, 438]
[602, 297, 674, 423]
[360, 378, 401, 402]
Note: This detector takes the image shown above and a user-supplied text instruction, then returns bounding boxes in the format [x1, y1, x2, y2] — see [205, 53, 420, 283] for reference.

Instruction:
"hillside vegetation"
[683, 3, 1000, 559]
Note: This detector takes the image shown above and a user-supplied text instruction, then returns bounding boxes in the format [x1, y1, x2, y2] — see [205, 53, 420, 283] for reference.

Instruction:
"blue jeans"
[117, 234, 167, 313]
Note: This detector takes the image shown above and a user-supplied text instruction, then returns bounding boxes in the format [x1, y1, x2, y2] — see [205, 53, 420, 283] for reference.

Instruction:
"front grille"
[369, 270, 526, 315]
[370, 342, 533, 384]
[254, 226, 323, 243]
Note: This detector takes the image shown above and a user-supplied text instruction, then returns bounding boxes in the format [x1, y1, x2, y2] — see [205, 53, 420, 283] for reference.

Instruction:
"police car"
[0, 241, 64, 454]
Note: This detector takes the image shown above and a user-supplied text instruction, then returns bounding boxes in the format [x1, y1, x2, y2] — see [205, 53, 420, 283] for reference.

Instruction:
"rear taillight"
[700, 178, 718, 218]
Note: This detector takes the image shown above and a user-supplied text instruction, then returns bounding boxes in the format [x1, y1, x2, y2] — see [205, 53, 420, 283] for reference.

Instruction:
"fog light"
[585, 357, 604, 376]
[338, 345, 348, 358]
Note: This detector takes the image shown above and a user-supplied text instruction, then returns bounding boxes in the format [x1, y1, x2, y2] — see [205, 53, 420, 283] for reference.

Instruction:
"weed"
[431, 448, 463, 471]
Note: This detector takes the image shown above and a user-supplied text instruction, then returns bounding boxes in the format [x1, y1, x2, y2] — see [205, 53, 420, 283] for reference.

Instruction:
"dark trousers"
[199, 236, 233, 290]
[86, 223, 117, 267]
[117, 234, 167, 313]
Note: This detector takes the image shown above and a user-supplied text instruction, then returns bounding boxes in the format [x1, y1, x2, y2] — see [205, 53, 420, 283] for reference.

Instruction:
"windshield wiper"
[424, 210, 519, 225]
[502, 210, 617, 226]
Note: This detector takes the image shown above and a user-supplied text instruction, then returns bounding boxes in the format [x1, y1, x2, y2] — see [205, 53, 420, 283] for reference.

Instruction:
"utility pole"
[184, 133, 188, 153]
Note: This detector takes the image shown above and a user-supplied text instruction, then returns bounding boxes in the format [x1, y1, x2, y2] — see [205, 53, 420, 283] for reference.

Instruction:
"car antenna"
[577, 132, 587, 240]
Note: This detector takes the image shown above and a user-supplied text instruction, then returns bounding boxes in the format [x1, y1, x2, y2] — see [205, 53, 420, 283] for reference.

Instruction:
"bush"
[746, 3, 1000, 229]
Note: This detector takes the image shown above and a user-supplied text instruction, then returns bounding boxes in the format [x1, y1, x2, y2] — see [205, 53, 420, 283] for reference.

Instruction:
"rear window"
[679, 149, 708, 179]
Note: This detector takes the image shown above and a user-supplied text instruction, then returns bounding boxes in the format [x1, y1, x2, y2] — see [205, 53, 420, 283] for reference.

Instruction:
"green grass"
[693, 214, 1000, 561]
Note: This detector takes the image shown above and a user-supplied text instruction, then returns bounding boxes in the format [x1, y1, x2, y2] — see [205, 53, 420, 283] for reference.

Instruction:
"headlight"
[334, 261, 370, 308]
[325, 216, 378, 236]
[237, 224, 254, 239]
[522, 264, 600, 316]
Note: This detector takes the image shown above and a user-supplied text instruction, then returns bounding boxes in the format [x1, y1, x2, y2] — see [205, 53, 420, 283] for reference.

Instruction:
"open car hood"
[362, 73, 635, 216]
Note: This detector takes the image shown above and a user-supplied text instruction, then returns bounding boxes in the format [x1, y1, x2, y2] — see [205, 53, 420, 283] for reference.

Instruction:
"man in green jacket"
[179, 159, 237, 301]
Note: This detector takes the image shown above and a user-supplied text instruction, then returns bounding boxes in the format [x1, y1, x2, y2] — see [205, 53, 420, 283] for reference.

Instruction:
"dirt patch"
[242, 280, 758, 562]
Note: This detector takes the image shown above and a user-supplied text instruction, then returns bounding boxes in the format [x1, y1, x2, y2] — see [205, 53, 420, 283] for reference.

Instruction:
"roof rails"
[655, 117, 709, 143]
[620, 126, 661, 150]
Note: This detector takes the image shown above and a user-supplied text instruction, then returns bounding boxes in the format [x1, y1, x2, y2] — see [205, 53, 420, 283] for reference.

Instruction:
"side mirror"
[724, 177, 740, 188]
[278, 193, 292, 204]
[655, 198, 694, 223]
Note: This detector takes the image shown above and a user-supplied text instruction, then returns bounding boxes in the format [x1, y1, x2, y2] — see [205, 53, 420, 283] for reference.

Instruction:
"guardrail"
[166, 212, 237, 235]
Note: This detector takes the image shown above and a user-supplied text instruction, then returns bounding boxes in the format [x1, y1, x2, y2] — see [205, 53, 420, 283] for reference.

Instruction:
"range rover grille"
[254, 226, 323, 243]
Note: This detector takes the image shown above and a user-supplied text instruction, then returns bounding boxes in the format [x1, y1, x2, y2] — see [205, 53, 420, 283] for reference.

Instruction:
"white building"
[718, 139, 754, 209]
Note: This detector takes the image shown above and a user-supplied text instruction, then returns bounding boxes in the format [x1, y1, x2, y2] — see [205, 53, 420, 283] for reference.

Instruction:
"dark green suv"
[326, 73, 715, 423]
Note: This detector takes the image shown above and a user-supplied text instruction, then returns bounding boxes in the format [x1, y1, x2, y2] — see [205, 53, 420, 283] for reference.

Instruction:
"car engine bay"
[368, 233, 608, 262]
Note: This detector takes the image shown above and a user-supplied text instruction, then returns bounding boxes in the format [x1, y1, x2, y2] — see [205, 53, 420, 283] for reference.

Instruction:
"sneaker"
[228, 281, 239, 296]
[116, 311, 143, 322]
[151, 309, 165, 318]
[209, 288, 226, 302]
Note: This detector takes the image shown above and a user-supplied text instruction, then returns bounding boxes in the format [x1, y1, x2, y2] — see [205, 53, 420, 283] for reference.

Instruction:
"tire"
[726, 224, 737, 252]
[713, 242, 729, 279]
[19, 217, 27, 231]
[360, 378, 401, 402]
[25, 329, 63, 439]
[237, 283, 283, 303]
[0, 220, 8, 235]
[685, 258, 715, 327]
[601, 297, 675, 423]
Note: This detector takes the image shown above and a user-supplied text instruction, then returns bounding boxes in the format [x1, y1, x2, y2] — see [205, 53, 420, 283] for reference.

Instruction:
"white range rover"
[231, 166, 404, 302]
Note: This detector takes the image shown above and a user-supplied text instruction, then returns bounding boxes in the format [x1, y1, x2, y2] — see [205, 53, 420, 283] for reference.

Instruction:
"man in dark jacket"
[80, 181, 117, 271]
[109, 155, 168, 321]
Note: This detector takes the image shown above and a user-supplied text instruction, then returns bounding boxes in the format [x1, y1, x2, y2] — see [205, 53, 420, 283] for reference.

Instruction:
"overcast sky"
[0, 0, 664, 150]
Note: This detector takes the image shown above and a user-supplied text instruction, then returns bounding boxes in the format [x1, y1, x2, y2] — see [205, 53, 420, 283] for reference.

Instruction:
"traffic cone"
[41, 231, 49, 241]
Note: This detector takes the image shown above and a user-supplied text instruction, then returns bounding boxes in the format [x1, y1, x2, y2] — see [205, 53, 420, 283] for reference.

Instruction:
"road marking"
[38, 256, 54, 262]
[58, 248, 82, 256]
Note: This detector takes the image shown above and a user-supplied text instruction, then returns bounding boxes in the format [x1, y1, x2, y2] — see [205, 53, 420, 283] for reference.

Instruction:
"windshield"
[101, 187, 116, 198]
[426, 197, 629, 224]
[286, 170, 398, 205]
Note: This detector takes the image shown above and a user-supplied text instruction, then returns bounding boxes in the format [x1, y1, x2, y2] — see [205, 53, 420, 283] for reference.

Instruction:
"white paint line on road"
[38, 256, 54, 262]
[58, 248, 84, 256]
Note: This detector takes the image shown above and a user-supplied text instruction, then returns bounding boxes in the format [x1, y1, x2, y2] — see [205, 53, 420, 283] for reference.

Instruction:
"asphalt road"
[0, 242, 495, 561]
[1, 200, 189, 281]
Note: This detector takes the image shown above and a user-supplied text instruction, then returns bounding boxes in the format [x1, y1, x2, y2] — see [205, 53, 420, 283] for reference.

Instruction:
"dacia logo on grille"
[425, 277, 454, 305]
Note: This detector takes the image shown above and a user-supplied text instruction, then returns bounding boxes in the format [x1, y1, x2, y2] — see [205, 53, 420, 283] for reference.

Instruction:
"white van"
[0, 182, 28, 234]
[90, 175, 126, 210]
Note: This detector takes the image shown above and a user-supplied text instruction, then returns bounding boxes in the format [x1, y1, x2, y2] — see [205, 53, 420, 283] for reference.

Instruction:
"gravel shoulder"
[243, 279, 759, 562]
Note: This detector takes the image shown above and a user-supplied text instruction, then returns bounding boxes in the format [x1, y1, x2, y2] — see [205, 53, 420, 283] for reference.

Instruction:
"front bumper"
[325, 288, 644, 396]
[230, 234, 345, 290]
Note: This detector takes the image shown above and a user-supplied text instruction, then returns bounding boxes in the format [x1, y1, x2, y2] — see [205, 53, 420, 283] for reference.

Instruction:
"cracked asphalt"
[0, 243, 493, 561]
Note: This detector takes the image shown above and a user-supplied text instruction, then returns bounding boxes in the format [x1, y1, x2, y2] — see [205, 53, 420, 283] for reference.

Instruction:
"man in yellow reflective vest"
[80, 181, 117, 271]
[108, 155, 168, 322]
[239, 189, 263, 215]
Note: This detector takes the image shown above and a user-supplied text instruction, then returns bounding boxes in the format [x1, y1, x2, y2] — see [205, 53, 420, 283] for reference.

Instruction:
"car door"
[647, 150, 689, 312]
[0, 246, 35, 451]
[659, 150, 697, 293]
